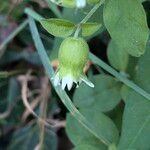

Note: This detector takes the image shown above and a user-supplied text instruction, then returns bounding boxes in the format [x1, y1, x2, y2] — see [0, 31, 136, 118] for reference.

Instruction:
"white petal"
[66, 76, 74, 90]
[61, 76, 68, 90]
[75, 79, 81, 88]
[81, 76, 94, 88]
[76, 84, 79, 88]
[76, 0, 86, 8]
[54, 73, 60, 87]
[78, 79, 82, 84]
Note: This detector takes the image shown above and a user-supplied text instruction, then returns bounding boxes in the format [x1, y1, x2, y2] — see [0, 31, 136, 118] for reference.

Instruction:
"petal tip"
[81, 75, 94, 88]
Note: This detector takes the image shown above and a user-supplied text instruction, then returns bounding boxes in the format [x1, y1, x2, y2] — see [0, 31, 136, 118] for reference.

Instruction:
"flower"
[76, 0, 86, 8]
[52, 37, 94, 90]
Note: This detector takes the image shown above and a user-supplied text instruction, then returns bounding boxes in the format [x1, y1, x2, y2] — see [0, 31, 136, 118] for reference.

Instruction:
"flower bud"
[52, 37, 94, 90]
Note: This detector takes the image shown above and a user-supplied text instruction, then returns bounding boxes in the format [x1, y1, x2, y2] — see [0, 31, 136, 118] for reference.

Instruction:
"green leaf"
[81, 22, 102, 37]
[40, 18, 75, 37]
[87, 0, 101, 4]
[73, 144, 100, 150]
[74, 75, 121, 112]
[107, 40, 129, 71]
[120, 85, 130, 102]
[135, 46, 150, 92]
[108, 143, 117, 150]
[118, 91, 150, 150]
[66, 109, 119, 148]
[63, 4, 103, 24]
[8, 125, 58, 150]
[126, 57, 138, 79]
[103, 0, 149, 57]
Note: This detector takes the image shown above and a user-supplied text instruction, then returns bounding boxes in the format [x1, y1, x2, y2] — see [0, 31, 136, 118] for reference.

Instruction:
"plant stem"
[74, 24, 81, 38]
[45, 0, 62, 18]
[74, 0, 104, 37]
[81, 0, 104, 24]
[90, 53, 150, 100]
[25, 8, 44, 21]
[0, 19, 28, 51]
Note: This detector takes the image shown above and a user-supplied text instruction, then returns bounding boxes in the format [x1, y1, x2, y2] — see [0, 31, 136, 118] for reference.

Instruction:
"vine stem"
[90, 53, 150, 100]
[0, 19, 28, 51]
[81, 0, 105, 24]
[74, 0, 104, 37]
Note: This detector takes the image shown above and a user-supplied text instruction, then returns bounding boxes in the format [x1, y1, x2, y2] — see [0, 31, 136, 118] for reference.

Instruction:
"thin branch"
[38, 77, 50, 149]
[0, 19, 28, 51]
[74, 0, 105, 37]
[21, 97, 40, 122]
[19, 72, 54, 128]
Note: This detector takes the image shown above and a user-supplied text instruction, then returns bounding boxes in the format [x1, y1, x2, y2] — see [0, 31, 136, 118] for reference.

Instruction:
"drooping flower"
[52, 37, 94, 90]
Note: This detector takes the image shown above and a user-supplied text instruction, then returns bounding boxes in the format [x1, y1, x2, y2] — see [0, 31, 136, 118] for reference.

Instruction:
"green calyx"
[58, 37, 89, 79]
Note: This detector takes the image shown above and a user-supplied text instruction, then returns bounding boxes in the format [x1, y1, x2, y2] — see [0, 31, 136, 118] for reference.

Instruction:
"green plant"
[0, 0, 150, 149]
